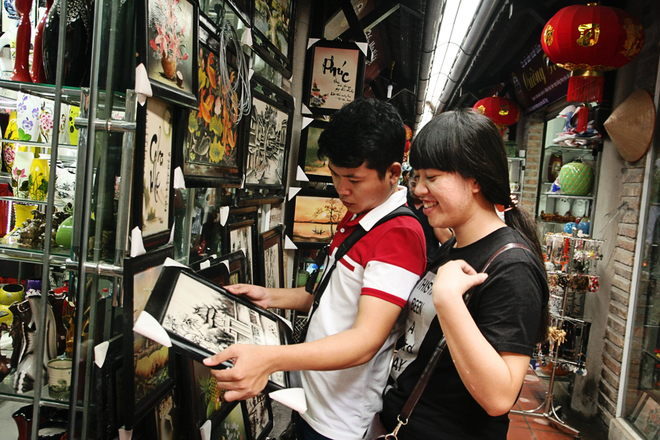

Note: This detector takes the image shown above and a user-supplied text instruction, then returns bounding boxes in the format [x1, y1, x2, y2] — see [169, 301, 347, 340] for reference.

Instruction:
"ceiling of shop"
[314, 0, 629, 128]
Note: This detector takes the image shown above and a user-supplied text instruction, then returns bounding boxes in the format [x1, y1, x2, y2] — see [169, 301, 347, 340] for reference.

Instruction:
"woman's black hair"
[317, 98, 406, 177]
[410, 109, 548, 342]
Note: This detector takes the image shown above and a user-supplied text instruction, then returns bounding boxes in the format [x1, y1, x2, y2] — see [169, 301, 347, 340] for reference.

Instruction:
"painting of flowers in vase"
[147, 0, 196, 97]
[184, 42, 241, 184]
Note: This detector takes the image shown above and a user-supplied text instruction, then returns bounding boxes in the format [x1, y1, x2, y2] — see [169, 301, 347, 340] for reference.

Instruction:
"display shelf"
[0, 376, 78, 411]
[0, 196, 69, 207]
[541, 193, 595, 200]
[0, 138, 79, 151]
[0, 243, 69, 265]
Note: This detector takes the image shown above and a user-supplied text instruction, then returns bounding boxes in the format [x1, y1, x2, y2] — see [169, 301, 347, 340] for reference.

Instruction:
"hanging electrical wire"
[218, 19, 251, 124]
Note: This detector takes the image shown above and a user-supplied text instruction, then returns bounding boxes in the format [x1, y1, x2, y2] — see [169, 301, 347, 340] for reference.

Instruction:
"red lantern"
[403, 125, 412, 162]
[473, 96, 520, 136]
[541, 3, 644, 103]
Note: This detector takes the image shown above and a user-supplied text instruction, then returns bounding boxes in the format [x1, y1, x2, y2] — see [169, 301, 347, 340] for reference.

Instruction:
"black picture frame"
[244, 393, 273, 440]
[251, 0, 296, 78]
[95, 334, 123, 440]
[142, 266, 291, 389]
[178, 13, 244, 187]
[298, 119, 331, 183]
[122, 245, 176, 429]
[195, 250, 247, 287]
[226, 206, 259, 285]
[303, 39, 366, 116]
[140, 0, 199, 109]
[133, 97, 176, 251]
[181, 357, 239, 439]
[151, 388, 185, 440]
[286, 188, 347, 248]
[240, 75, 293, 195]
[255, 225, 284, 289]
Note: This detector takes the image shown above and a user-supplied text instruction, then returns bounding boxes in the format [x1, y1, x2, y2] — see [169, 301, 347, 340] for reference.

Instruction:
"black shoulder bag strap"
[297, 205, 417, 343]
[381, 242, 533, 440]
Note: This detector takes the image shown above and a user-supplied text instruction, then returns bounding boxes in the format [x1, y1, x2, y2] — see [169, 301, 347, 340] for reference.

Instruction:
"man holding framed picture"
[205, 98, 426, 440]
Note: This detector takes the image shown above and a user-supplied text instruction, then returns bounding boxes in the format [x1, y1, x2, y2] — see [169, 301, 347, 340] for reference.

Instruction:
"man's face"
[408, 171, 421, 203]
[329, 161, 399, 215]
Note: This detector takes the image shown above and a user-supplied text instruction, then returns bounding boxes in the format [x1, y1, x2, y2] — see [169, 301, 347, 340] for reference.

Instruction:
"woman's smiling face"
[414, 168, 478, 229]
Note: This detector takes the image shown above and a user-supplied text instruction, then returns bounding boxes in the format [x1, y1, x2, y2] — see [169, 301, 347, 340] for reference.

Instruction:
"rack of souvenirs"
[511, 233, 604, 437]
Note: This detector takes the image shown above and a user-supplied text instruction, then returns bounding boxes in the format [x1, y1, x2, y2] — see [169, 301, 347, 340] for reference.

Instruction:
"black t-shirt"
[381, 227, 548, 440]
[407, 194, 441, 263]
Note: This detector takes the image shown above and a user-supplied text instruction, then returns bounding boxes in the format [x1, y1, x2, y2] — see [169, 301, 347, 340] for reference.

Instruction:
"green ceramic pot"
[55, 216, 73, 248]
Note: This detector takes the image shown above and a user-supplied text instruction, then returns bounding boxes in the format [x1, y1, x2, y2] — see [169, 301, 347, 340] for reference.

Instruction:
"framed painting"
[256, 225, 284, 289]
[251, 0, 296, 78]
[298, 119, 331, 183]
[151, 389, 185, 440]
[180, 14, 244, 187]
[134, 97, 175, 251]
[287, 189, 347, 248]
[122, 246, 176, 429]
[633, 393, 660, 439]
[195, 250, 247, 287]
[182, 358, 238, 438]
[142, 266, 291, 389]
[226, 206, 259, 285]
[303, 39, 366, 115]
[244, 393, 273, 440]
[242, 75, 293, 192]
[212, 401, 249, 440]
[142, 0, 199, 108]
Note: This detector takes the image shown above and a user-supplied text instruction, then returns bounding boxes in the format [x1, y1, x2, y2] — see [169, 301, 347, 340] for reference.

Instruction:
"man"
[407, 168, 454, 263]
[204, 98, 426, 440]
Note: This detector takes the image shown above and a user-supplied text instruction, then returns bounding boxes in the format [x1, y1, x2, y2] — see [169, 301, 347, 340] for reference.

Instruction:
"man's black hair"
[317, 98, 406, 178]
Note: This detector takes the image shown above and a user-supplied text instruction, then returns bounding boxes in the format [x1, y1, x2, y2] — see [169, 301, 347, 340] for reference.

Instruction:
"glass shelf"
[0, 242, 70, 265]
[0, 375, 79, 410]
[0, 196, 70, 207]
[0, 138, 78, 151]
[541, 193, 595, 200]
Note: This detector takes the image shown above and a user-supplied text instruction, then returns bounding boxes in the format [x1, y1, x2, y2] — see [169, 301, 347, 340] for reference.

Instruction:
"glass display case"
[537, 116, 602, 238]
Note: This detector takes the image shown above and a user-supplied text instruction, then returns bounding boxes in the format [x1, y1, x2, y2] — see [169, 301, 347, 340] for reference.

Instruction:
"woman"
[380, 109, 549, 439]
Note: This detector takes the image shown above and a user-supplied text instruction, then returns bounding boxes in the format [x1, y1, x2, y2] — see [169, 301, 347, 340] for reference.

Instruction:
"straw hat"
[604, 89, 656, 162]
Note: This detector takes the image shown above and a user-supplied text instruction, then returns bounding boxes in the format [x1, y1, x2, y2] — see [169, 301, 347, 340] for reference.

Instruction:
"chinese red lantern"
[541, 3, 644, 104]
[403, 124, 412, 162]
[473, 96, 520, 136]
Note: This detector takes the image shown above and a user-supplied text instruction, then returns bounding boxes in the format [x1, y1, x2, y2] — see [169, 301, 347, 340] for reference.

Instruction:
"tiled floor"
[509, 367, 608, 440]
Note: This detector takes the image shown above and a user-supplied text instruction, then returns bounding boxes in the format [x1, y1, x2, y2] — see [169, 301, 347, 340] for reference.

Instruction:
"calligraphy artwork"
[134, 97, 175, 250]
[245, 97, 288, 187]
[304, 40, 365, 115]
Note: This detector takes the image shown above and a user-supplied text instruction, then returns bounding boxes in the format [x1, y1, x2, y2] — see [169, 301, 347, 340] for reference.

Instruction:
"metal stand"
[511, 234, 585, 440]
[510, 349, 581, 439]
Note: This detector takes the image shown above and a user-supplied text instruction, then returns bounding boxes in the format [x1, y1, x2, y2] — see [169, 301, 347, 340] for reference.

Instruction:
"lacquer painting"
[253, 0, 292, 57]
[245, 97, 288, 188]
[292, 195, 347, 244]
[146, 0, 197, 106]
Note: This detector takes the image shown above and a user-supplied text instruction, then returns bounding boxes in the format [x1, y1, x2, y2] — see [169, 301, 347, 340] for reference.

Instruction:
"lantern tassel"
[567, 73, 604, 104]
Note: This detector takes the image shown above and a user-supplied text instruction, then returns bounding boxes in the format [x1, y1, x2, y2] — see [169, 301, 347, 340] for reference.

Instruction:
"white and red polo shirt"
[300, 187, 426, 440]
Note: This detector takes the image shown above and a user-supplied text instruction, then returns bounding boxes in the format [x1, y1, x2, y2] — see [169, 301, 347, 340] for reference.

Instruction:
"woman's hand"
[224, 284, 270, 309]
[432, 259, 488, 309]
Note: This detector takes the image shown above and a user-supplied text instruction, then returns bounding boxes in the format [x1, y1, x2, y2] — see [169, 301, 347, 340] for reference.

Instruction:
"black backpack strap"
[298, 205, 418, 342]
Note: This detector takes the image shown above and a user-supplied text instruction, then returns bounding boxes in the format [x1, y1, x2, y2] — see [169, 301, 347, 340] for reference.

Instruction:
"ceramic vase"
[0, 283, 24, 305]
[42, 0, 93, 87]
[12, 150, 33, 198]
[3, 0, 18, 19]
[30, 0, 53, 84]
[10, 0, 31, 82]
[58, 103, 69, 144]
[547, 153, 563, 183]
[16, 92, 41, 142]
[12, 203, 36, 230]
[2, 110, 18, 173]
[68, 105, 80, 145]
[54, 164, 75, 204]
[55, 215, 73, 248]
[29, 156, 49, 201]
[39, 98, 55, 144]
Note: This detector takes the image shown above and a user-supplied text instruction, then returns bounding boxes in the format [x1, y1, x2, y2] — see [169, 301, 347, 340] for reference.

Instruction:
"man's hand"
[203, 344, 275, 401]
[225, 284, 271, 309]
